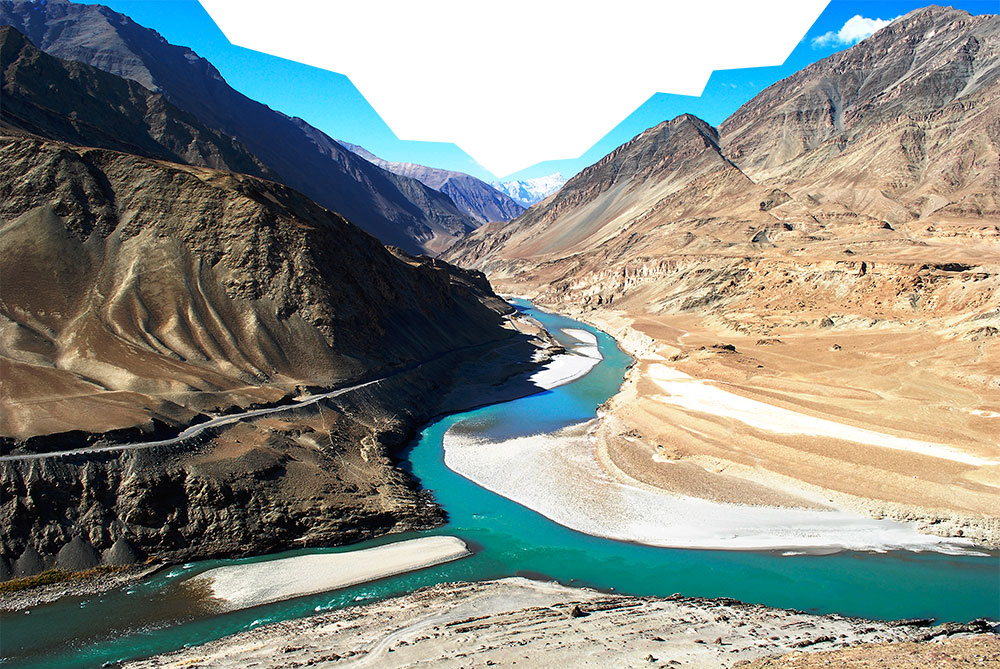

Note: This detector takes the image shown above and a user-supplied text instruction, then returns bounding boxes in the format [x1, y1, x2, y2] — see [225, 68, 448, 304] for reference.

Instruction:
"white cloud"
[200, 0, 828, 177]
[811, 14, 898, 49]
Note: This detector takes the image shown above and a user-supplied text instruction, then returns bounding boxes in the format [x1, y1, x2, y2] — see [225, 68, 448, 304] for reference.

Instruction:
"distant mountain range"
[0, 0, 479, 255]
[490, 174, 567, 208]
[341, 142, 525, 225]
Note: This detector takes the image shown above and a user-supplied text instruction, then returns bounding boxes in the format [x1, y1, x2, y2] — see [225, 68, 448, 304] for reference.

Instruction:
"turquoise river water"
[1, 301, 997, 667]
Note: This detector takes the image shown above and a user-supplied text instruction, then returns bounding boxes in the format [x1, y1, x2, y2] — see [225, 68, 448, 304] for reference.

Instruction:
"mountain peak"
[720, 5, 999, 179]
[490, 174, 566, 208]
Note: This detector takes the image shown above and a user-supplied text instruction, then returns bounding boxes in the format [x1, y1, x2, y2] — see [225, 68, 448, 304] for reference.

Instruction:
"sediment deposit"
[125, 577, 999, 669]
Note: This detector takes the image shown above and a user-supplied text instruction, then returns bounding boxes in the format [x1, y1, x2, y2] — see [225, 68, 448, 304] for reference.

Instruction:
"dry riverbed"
[126, 577, 997, 668]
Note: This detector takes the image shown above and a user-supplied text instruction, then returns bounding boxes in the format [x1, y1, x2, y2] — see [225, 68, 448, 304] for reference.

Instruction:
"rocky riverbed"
[125, 577, 999, 668]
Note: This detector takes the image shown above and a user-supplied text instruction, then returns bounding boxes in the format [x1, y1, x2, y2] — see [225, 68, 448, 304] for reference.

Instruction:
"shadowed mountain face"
[0, 134, 514, 440]
[0, 0, 478, 255]
[0, 26, 274, 178]
[342, 142, 525, 225]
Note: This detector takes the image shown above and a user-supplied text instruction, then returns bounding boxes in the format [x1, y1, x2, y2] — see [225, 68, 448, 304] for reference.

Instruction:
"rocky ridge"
[0, 0, 479, 255]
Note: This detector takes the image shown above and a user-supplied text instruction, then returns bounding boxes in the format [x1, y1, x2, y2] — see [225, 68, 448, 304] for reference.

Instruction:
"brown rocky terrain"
[124, 577, 999, 669]
[0, 0, 480, 255]
[445, 6, 1000, 542]
[0, 131, 553, 579]
[744, 636, 1000, 668]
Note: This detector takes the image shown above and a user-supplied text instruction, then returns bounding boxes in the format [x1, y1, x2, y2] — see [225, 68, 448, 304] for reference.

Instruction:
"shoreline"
[0, 562, 165, 613]
[442, 420, 984, 554]
[5, 304, 992, 668]
[0, 310, 566, 606]
[124, 577, 999, 669]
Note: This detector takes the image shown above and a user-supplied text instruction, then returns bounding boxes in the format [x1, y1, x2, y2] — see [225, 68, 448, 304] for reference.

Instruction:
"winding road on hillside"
[0, 377, 387, 463]
[0, 318, 548, 464]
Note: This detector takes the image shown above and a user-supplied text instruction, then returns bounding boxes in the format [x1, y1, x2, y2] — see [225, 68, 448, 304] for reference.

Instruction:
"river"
[1, 301, 997, 668]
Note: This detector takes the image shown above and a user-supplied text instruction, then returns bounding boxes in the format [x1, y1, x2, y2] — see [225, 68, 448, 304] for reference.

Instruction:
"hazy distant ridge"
[341, 141, 525, 225]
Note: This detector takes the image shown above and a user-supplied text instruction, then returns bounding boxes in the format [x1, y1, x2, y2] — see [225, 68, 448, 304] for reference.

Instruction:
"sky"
[83, 0, 997, 182]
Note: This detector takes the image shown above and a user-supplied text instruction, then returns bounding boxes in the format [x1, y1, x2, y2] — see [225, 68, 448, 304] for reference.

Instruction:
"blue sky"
[84, 0, 996, 181]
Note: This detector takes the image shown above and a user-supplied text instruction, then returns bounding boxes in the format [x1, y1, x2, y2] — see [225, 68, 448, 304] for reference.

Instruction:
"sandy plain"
[578, 306, 1000, 546]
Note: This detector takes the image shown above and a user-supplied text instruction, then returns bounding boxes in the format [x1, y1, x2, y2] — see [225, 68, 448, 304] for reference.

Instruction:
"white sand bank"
[443, 422, 980, 554]
[187, 536, 470, 611]
[648, 364, 997, 466]
[562, 328, 599, 346]
[528, 328, 603, 389]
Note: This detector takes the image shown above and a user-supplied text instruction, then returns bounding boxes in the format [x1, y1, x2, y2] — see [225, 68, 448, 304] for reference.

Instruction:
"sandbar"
[186, 535, 471, 611]
[528, 328, 603, 389]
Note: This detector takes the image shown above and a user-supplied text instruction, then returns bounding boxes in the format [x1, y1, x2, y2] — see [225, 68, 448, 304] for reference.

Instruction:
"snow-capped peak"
[490, 173, 566, 208]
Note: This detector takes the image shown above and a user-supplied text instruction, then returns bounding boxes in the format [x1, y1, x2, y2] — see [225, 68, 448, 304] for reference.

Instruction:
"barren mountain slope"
[342, 142, 525, 224]
[0, 135, 512, 441]
[0, 26, 273, 178]
[720, 6, 1000, 180]
[0, 0, 478, 255]
[720, 6, 1000, 231]
[445, 6, 1000, 541]
[446, 114, 755, 266]
[0, 131, 552, 579]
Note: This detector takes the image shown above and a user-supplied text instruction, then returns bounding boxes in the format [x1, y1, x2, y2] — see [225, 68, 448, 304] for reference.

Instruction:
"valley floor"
[574, 307, 1000, 547]
[125, 577, 998, 669]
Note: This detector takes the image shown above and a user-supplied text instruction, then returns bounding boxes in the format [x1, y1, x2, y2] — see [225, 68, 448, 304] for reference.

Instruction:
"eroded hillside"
[0, 133, 550, 578]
